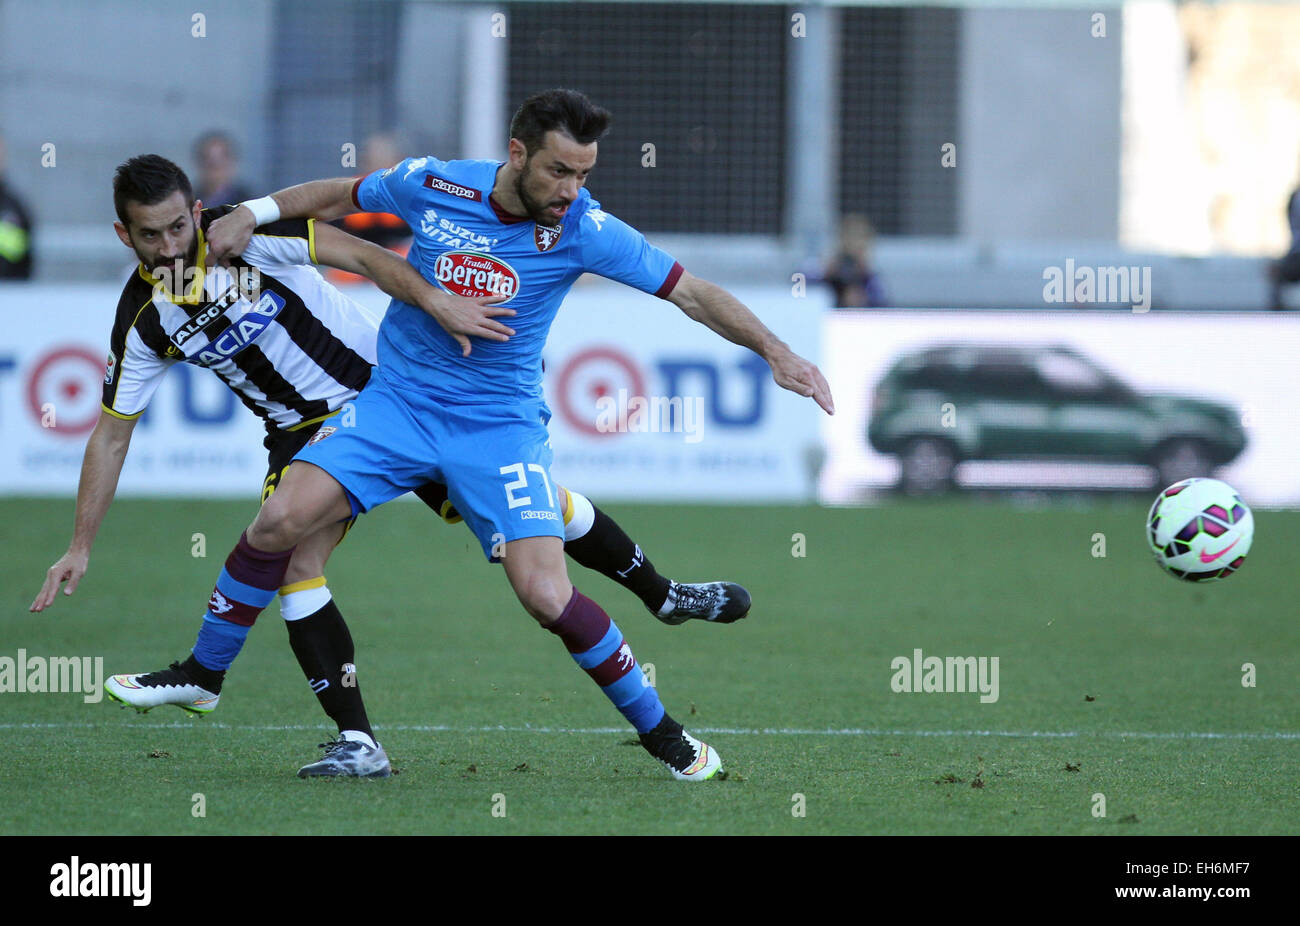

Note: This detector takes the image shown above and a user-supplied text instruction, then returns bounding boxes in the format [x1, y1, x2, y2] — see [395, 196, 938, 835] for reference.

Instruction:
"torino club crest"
[534, 224, 562, 252]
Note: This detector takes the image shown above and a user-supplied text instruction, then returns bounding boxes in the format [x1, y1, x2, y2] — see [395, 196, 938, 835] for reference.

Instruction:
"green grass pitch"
[1, 496, 1296, 835]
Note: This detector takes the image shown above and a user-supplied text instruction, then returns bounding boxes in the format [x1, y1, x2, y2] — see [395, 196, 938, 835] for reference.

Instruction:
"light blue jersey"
[296, 156, 683, 558]
[353, 156, 682, 404]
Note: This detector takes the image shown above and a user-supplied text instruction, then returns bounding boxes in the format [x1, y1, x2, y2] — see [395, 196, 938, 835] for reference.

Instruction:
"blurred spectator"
[193, 130, 254, 207]
[327, 132, 413, 285]
[819, 213, 886, 308]
[337, 132, 413, 249]
[1268, 178, 1300, 310]
[0, 134, 34, 279]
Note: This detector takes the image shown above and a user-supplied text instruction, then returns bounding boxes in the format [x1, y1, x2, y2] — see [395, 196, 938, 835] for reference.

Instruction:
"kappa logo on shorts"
[308, 426, 337, 445]
[535, 224, 563, 252]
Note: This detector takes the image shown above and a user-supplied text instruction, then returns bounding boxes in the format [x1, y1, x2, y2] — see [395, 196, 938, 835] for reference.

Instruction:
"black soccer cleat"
[652, 581, 751, 626]
[297, 737, 392, 779]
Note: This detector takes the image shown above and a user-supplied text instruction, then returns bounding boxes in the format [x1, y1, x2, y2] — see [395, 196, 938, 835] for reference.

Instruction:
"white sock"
[657, 581, 679, 617]
[564, 489, 596, 542]
[279, 581, 332, 621]
[339, 729, 377, 749]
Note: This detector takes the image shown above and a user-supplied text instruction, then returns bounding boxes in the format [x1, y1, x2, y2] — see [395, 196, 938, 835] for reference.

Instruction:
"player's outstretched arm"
[31, 411, 138, 612]
[311, 223, 516, 356]
[665, 270, 835, 415]
[206, 178, 359, 261]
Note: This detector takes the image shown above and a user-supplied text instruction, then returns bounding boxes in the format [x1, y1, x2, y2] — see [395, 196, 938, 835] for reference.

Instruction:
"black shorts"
[261, 419, 462, 523]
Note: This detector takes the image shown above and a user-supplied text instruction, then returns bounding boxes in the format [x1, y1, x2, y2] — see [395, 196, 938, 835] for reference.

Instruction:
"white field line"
[0, 722, 1297, 740]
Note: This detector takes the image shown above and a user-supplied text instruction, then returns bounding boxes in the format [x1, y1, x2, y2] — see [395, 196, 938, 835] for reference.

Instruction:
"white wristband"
[240, 196, 280, 227]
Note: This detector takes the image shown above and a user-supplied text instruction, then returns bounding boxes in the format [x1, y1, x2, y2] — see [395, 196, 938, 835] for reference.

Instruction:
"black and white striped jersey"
[102, 206, 381, 432]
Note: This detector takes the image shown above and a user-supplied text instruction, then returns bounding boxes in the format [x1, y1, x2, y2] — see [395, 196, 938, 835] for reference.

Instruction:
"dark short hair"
[509, 89, 611, 156]
[113, 154, 194, 225]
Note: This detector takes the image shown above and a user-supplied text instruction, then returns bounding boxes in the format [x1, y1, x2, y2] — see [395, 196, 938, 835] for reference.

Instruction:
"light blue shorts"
[294, 368, 563, 560]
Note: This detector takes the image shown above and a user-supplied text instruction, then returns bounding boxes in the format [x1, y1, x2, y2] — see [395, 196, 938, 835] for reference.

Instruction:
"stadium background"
[3, 0, 1299, 503]
[0, 0, 1297, 840]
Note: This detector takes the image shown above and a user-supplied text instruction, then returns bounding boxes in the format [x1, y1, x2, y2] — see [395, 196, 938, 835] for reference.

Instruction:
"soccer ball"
[1147, 478, 1253, 582]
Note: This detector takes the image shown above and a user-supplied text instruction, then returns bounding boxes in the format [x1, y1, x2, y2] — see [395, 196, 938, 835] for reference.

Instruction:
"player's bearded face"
[514, 157, 568, 228]
[122, 192, 201, 293]
[512, 134, 597, 228]
[146, 223, 198, 279]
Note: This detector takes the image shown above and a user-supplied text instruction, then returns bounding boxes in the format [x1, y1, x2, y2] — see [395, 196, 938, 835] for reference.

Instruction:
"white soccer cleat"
[105, 662, 220, 715]
[639, 718, 724, 781]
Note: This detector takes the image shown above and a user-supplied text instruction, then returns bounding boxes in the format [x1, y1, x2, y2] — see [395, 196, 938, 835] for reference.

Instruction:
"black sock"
[564, 504, 672, 611]
[180, 653, 225, 693]
[284, 599, 373, 738]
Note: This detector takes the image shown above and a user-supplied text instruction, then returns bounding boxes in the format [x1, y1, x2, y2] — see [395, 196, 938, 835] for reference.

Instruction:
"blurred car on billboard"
[867, 343, 1247, 494]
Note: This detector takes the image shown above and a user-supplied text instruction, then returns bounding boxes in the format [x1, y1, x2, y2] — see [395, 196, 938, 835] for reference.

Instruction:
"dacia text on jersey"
[187, 292, 287, 365]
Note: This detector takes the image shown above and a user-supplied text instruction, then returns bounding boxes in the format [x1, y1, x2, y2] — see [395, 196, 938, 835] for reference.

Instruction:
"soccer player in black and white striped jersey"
[31, 155, 749, 777]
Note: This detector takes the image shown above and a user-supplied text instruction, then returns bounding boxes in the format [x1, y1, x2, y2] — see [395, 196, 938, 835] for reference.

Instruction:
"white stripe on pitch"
[1, 722, 1296, 740]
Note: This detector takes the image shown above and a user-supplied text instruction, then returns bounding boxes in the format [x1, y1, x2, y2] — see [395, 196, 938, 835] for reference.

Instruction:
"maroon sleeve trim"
[655, 261, 685, 299]
[350, 176, 365, 210]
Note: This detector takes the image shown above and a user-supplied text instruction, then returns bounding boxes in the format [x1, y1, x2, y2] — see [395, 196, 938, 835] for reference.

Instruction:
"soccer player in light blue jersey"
[118, 89, 834, 781]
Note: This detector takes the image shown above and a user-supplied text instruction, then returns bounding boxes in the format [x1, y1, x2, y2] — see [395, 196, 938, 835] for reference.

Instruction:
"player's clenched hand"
[418, 291, 517, 357]
[767, 348, 835, 415]
[30, 550, 90, 612]
[205, 206, 257, 263]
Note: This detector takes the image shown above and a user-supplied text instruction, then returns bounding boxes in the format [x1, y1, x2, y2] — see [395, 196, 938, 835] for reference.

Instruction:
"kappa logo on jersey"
[585, 208, 609, 231]
[535, 224, 563, 252]
[308, 425, 337, 445]
[433, 251, 519, 302]
[193, 291, 287, 365]
[103, 351, 117, 385]
[424, 173, 483, 202]
[402, 158, 429, 181]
